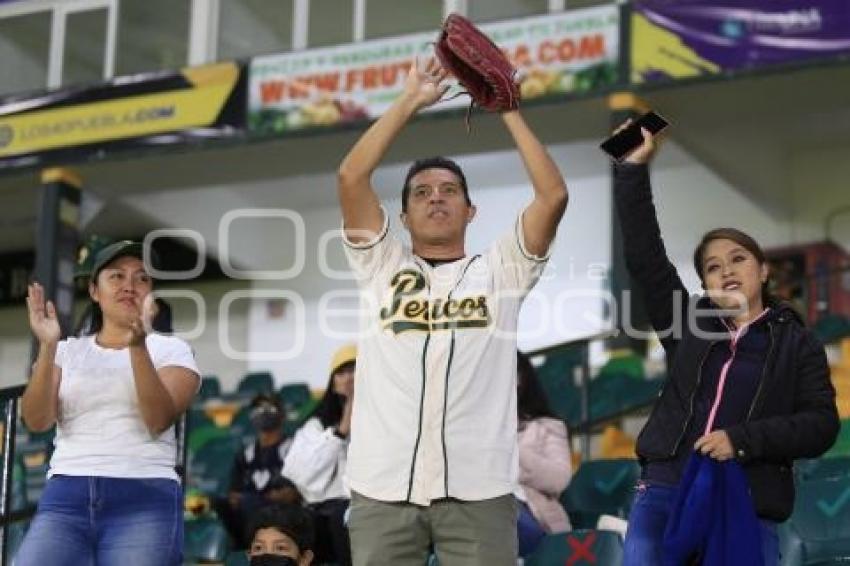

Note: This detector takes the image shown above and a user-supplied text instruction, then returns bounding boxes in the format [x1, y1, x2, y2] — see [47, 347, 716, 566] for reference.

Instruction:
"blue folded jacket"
[662, 452, 764, 566]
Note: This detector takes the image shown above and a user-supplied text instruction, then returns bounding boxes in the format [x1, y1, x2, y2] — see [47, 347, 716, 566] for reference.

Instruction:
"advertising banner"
[0, 62, 244, 171]
[632, 0, 850, 83]
[249, 6, 620, 134]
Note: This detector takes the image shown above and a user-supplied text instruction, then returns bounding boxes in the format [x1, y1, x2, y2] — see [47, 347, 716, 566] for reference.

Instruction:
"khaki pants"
[349, 492, 517, 566]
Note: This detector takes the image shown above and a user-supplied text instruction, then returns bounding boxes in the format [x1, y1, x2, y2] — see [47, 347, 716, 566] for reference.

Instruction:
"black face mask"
[250, 406, 282, 432]
[249, 555, 298, 566]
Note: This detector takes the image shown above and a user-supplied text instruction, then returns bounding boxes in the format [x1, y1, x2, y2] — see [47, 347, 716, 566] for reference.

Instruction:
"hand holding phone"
[600, 111, 669, 162]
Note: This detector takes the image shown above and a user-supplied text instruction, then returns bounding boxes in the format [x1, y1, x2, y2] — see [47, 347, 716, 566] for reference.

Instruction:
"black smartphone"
[599, 111, 669, 162]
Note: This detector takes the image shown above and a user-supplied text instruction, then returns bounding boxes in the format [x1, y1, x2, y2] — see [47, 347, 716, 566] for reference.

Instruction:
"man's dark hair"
[246, 504, 315, 553]
[401, 156, 472, 213]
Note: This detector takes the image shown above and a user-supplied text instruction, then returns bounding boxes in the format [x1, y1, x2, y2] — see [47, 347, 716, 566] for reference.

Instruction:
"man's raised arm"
[337, 59, 449, 243]
[501, 110, 568, 257]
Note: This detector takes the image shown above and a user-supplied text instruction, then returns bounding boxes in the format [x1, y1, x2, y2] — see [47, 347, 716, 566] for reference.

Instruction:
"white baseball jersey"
[343, 208, 550, 505]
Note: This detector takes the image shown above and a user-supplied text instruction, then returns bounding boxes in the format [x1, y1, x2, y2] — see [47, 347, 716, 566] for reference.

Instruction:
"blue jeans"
[15, 475, 183, 566]
[516, 500, 546, 558]
[623, 481, 779, 566]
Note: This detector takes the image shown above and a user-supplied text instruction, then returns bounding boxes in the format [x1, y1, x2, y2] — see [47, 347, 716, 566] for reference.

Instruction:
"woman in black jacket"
[613, 122, 839, 566]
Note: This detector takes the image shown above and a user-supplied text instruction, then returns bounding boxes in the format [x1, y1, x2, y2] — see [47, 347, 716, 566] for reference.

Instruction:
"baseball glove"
[436, 13, 520, 114]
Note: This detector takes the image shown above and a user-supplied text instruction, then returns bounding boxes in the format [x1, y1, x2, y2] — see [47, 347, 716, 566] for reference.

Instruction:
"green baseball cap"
[90, 240, 159, 280]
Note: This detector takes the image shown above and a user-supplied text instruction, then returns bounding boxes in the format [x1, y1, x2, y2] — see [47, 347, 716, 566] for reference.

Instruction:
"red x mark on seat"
[565, 531, 597, 565]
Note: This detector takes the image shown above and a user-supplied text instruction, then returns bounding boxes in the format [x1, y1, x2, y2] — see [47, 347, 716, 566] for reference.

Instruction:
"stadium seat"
[825, 420, 850, 458]
[526, 529, 624, 566]
[598, 350, 645, 380]
[198, 375, 222, 401]
[228, 405, 255, 442]
[535, 347, 584, 425]
[184, 516, 231, 563]
[599, 426, 637, 460]
[225, 550, 250, 565]
[6, 520, 29, 563]
[795, 457, 850, 482]
[188, 436, 240, 497]
[188, 423, 232, 455]
[188, 406, 217, 430]
[278, 382, 313, 418]
[237, 371, 274, 396]
[778, 476, 850, 565]
[560, 459, 640, 529]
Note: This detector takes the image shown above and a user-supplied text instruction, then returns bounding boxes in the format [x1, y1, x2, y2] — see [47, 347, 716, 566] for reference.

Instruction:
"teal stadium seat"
[237, 371, 274, 396]
[535, 347, 584, 426]
[278, 382, 316, 436]
[795, 457, 850, 482]
[779, 477, 850, 565]
[6, 520, 29, 563]
[560, 459, 640, 529]
[526, 529, 624, 566]
[188, 436, 240, 497]
[278, 383, 312, 418]
[184, 517, 231, 563]
[198, 375, 222, 401]
[824, 420, 850, 458]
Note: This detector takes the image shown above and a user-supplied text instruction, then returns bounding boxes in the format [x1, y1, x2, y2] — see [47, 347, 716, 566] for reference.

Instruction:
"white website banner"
[248, 6, 620, 133]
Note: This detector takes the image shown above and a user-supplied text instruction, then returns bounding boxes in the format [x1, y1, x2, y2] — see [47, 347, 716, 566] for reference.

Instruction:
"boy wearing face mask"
[247, 504, 315, 566]
[217, 394, 302, 548]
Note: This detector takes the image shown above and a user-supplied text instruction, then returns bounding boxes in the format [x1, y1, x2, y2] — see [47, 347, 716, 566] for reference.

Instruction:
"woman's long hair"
[309, 361, 354, 428]
[517, 351, 556, 422]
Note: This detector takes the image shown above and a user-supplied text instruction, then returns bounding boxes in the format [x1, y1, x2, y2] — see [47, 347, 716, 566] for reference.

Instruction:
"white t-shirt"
[49, 333, 200, 481]
[343, 208, 549, 505]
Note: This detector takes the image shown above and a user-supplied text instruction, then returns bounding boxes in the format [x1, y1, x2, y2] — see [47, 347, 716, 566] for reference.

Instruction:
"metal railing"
[0, 385, 189, 566]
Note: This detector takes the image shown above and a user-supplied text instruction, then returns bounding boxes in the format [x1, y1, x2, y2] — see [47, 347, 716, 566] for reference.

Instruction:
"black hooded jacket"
[614, 162, 840, 521]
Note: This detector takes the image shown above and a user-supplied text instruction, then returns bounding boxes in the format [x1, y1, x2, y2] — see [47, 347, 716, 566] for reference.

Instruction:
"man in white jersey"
[337, 58, 568, 566]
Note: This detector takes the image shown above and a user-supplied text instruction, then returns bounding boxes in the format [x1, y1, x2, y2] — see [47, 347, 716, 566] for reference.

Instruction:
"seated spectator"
[283, 345, 356, 566]
[217, 394, 301, 548]
[515, 350, 573, 557]
[247, 504, 315, 566]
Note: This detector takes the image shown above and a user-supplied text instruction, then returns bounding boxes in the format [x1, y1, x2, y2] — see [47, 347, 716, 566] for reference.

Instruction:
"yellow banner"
[0, 62, 239, 158]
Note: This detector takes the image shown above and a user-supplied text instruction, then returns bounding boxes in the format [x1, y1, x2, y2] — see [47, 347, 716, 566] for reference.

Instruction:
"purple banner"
[632, 0, 850, 83]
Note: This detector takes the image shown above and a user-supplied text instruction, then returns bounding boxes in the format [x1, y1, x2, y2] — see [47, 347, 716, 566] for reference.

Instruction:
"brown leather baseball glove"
[436, 13, 520, 114]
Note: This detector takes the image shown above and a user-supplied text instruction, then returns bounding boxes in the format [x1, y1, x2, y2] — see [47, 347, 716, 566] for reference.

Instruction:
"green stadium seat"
[229, 406, 255, 442]
[588, 373, 663, 423]
[11, 457, 28, 512]
[188, 406, 217, 430]
[560, 459, 640, 529]
[184, 517, 231, 563]
[796, 457, 850, 482]
[188, 436, 240, 497]
[237, 371, 274, 396]
[824, 420, 850, 458]
[188, 424, 232, 455]
[526, 529, 624, 566]
[225, 550, 250, 565]
[779, 476, 850, 565]
[198, 375, 222, 401]
[6, 520, 29, 563]
[598, 352, 645, 380]
[278, 383, 312, 417]
[535, 347, 584, 425]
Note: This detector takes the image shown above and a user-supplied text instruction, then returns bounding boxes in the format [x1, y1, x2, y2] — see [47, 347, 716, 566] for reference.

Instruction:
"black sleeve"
[228, 449, 247, 493]
[726, 332, 840, 463]
[613, 162, 690, 354]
